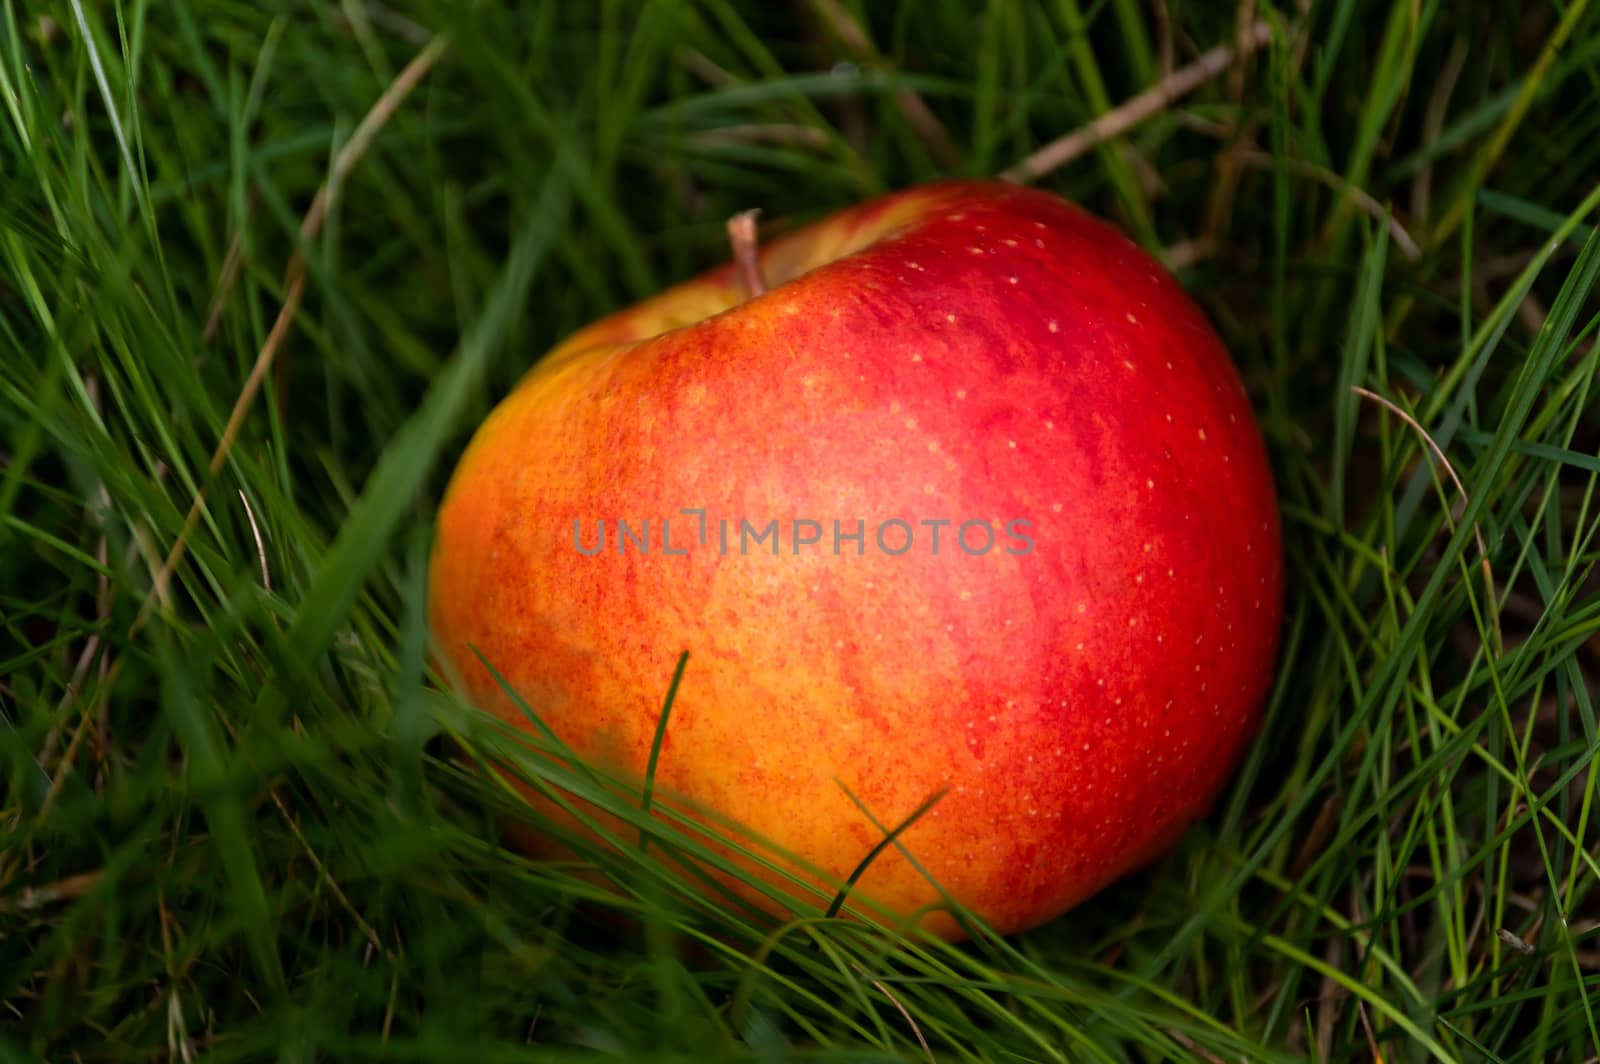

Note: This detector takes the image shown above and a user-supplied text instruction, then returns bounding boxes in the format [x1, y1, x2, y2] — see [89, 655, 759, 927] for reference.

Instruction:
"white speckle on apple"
[1007, 439, 1016, 448]
[1123, 359, 1135, 370]
[950, 213, 967, 221]
[1008, 275, 1019, 285]
[1075, 641, 1085, 650]
[1143, 542, 1153, 553]
[946, 313, 957, 324]
[1004, 238, 1018, 248]
[1035, 238, 1045, 248]
[928, 441, 939, 452]
[959, 589, 972, 601]
[1166, 360, 1174, 370]
[967, 246, 985, 255]
[1126, 312, 1139, 324]
[956, 388, 967, 399]
[1052, 502, 1063, 513]
[908, 261, 923, 271]
[1047, 319, 1059, 333]
[1076, 602, 1087, 614]
[923, 482, 934, 494]
[1198, 428, 1208, 441]
[910, 353, 922, 362]
[905, 417, 918, 429]
[1156, 634, 1164, 644]
[1146, 478, 1155, 488]
[1165, 413, 1174, 422]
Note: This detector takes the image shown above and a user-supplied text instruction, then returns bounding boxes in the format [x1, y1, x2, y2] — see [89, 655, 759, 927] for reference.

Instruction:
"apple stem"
[726, 209, 767, 298]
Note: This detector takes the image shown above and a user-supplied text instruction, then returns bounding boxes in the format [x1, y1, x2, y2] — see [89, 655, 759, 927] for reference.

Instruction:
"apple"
[428, 180, 1282, 939]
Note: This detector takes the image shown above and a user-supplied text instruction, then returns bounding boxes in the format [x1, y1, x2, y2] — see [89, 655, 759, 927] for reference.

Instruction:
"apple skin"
[428, 180, 1282, 939]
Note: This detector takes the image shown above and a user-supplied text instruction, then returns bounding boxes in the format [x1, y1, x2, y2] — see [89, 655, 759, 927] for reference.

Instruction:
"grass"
[3, 1, 1600, 1060]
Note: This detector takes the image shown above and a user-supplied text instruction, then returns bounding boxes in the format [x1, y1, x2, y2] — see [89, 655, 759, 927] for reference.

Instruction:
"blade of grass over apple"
[824, 782, 949, 922]
[466, 644, 606, 793]
[640, 650, 691, 853]
[461, 646, 858, 929]
[277, 170, 570, 671]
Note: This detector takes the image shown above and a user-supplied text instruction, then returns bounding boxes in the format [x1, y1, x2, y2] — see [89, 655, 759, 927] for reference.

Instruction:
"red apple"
[428, 180, 1282, 939]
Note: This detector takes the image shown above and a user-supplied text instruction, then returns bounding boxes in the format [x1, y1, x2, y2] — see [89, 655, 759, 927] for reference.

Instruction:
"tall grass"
[4, 2, 1600, 1060]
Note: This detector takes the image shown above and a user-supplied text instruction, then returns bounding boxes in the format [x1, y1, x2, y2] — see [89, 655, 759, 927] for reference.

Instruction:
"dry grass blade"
[1164, 1027, 1228, 1064]
[1001, 18, 1273, 183]
[1357, 1001, 1385, 1064]
[1, 869, 102, 912]
[239, 489, 270, 591]
[1351, 386, 1501, 652]
[271, 789, 385, 956]
[1235, 151, 1421, 260]
[850, 962, 934, 1064]
[135, 33, 450, 635]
